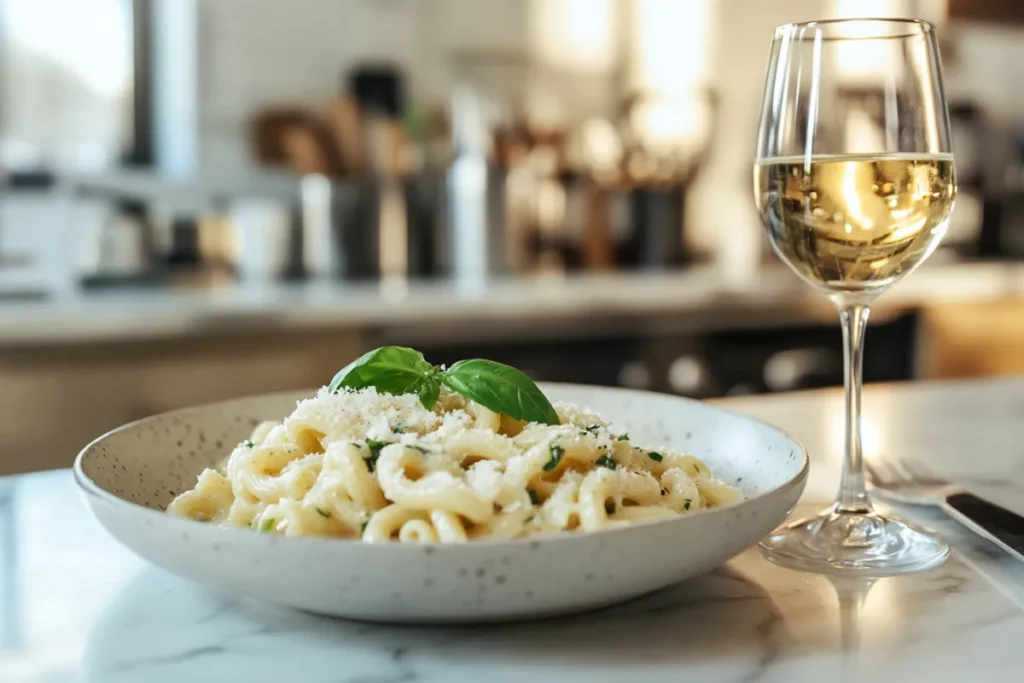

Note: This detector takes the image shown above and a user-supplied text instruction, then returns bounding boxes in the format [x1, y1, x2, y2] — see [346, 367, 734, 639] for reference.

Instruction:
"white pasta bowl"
[74, 384, 808, 623]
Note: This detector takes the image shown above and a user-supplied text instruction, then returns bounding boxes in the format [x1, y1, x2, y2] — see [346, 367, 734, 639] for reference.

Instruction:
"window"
[0, 0, 136, 171]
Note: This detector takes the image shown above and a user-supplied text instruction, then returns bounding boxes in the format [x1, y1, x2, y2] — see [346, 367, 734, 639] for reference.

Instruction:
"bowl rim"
[73, 382, 810, 551]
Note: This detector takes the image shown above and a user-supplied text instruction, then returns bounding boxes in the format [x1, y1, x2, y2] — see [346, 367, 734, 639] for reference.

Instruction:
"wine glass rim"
[776, 17, 936, 40]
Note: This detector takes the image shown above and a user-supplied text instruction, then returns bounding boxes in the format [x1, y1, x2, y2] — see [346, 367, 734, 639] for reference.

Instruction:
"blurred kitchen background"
[0, 0, 1023, 474]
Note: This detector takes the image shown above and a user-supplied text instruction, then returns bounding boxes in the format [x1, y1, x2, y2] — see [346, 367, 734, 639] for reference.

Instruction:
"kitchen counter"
[3, 259, 1022, 478]
[4, 377, 1024, 682]
[4, 260, 1024, 347]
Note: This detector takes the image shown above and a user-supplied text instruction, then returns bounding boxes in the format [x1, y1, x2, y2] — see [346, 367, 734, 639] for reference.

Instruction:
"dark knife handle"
[942, 491, 1024, 562]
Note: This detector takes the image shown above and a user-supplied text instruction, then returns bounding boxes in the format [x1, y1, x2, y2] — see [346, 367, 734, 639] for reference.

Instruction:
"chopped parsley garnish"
[684, 499, 692, 511]
[595, 455, 618, 470]
[616, 433, 630, 442]
[314, 507, 331, 518]
[647, 451, 663, 462]
[528, 489, 540, 505]
[260, 517, 276, 533]
[393, 422, 406, 434]
[542, 442, 564, 472]
[360, 520, 368, 533]
[410, 445, 429, 454]
[366, 438, 389, 455]
[605, 501, 616, 515]
[363, 439, 391, 472]
[583, 424, 601, 435]
[524, 515, 535, 525]
[241, 439, 254, 449]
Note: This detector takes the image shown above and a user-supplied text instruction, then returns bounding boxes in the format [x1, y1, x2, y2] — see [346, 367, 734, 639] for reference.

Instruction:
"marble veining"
[75, 540, 1024, 683]
[6, 379, 1024, 682]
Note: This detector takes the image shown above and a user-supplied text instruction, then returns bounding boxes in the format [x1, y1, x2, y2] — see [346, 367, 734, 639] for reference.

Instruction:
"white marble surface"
[4, 260, 1024, 346]
[5, 378, 1024, 682]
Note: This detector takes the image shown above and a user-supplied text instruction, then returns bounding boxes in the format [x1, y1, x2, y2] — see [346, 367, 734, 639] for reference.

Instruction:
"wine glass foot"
[758, 506, 949, 576]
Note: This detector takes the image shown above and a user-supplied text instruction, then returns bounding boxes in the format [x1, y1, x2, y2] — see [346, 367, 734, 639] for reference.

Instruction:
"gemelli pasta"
[167, 386, 743, 542]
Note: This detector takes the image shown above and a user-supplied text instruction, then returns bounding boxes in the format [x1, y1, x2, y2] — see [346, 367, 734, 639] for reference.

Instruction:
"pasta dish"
[167, 387, 743, 542]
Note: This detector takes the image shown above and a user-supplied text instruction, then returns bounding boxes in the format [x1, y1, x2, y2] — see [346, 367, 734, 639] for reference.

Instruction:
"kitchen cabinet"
[408, 312, 920, 400]
[918, 298, 1024, 378]
[0, 329, 363, 476]
[949, 0, 1024, 24]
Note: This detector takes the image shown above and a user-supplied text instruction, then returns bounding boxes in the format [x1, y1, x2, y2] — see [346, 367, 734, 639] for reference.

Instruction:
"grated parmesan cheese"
[288, 387, 447, 442]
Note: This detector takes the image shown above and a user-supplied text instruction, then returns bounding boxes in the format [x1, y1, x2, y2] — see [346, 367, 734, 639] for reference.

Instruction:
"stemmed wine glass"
[754, 19, 956, 574]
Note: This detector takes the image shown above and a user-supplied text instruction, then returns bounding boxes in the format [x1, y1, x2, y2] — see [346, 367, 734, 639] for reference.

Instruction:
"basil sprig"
[442, 359, 560, 426]
[330, 346, 442, 409]
[328, 346, 560, 425]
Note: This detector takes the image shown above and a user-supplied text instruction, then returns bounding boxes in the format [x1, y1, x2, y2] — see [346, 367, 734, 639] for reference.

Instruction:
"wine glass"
[754, 19, 955, 574]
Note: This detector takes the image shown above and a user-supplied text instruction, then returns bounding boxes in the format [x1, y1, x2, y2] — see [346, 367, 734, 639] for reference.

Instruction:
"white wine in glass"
[754, 19, 956, 574]
[755, 154, 956, 292]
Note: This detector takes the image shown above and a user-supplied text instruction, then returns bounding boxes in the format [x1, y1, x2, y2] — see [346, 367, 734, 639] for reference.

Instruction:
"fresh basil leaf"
[329, 347, 438, 407]
[442, 359, 559, 425]
[647, 451, 663, 462]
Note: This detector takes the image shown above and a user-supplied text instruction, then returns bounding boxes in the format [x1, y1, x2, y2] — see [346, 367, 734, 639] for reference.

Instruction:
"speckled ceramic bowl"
[74, 384, 808, 623]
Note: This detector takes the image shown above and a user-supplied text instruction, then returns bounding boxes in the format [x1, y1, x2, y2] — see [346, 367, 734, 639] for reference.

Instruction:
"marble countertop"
[5, 378, 1024, 682]
[5, 260, 1024, 346]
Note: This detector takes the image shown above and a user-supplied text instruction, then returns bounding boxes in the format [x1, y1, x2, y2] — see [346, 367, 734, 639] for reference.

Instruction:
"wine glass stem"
[836, 302, 872, 514]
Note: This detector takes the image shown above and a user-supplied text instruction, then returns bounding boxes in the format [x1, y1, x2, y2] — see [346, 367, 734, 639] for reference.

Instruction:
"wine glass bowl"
[754, 18, 954, 574]
[755, 154, 956, 296]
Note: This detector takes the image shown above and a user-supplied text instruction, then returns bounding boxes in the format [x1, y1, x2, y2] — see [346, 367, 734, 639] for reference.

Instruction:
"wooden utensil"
[281, 124, 331, 176]
[324, 97, 365, 176]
